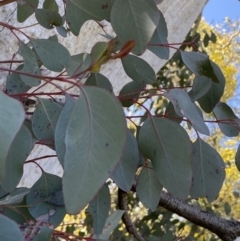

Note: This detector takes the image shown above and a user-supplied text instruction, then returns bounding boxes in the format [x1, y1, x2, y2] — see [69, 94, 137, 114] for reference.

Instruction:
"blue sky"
[203, 0, 240, 23]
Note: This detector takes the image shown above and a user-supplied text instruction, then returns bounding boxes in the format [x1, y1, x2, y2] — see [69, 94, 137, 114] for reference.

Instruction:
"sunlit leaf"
[139, 117, 192, 199]
[63, 86, 127, 214]
[190, 138, 225, 202]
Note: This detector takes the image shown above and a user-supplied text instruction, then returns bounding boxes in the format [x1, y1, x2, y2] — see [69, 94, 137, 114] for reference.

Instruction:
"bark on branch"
[158, 191, 240, 241]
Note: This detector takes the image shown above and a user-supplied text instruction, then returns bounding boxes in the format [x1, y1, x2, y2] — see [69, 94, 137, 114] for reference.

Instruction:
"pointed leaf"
[17, 0, 39, 23]
[26, 172, 66, 227]
[66, 0, 112, 36]
[32, 98, 63, 144]
[180, 51, 219, 83]
[55, 95, 76, 166]
[148, 10, 169, 60]
[63, 86, 127, 214]
[0, 188, 30, 205]
[1, 125, 33, 192]
[139, 117, 192, 199]
[190, 138, 225, 202]
[111, 0, 159, 55]
[31, 38, 71, 72]
[0, 214, 24, 241]
[136, 165, 162, 211]
[18, 42, 41, 87]
[98, 210, 125, 240]
[197, 61, 225, 113]
[119, 81, 145, 108]
[85, 73, 113, 92]
[121, 55, 156, 84]
[188, 76, 212, 102]
[87, 184, 110, 236]
[164, 101, 182, 124]
[213, 102, 239, 137]
[35, 9, 62, 29]
[66, 53, 92, 76]
[164, 89, 209, 135]
[111, 130, 139, 191]
[235, 145, 240, 172]
[0, 92, 25, 181]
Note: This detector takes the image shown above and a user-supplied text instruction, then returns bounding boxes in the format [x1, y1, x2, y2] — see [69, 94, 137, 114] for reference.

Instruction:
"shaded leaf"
[139, 117, 192, 199]
[33, 226, 53, 241]
[111, 0, 159, 55]
[188, 76, 212, 101]
[26, 172, 65, 227]
[180, 51, 219, 83]
[66, 0, 112, 36]
[32, 98, 63, 144]
[0, 188, 29, 205]
[17, 0, 39, 22]
[164, 101, 182, 124]
[119, 81, 145, 108]
[55, 95, 76, 166]
[1, 125, 33, 192]
[18, 42, 41, 87]
[31, 38, 71, 72]
[213, 102, 239, 137]
[43, 0, 58, 11]
[136, 165, 162, 211]
[0, 92, 25, 181]
[63, 86, 127, 214]
[85, 73, 113, 92]
[111, 130, 139, 191]
[235, 145, 240, 172]
[121, 55, 156, 84]
[66, 53, 92, 76]
[87, 184, 110, 236]
[0, 214, 24, 241]
[98, 210, 125, 240]
[35, 9, 62, 29]
[164, 89, 209, 135]
[148, 10, 169, 59]
[197, 61, 225, 113]
[190, 138, 225, 202]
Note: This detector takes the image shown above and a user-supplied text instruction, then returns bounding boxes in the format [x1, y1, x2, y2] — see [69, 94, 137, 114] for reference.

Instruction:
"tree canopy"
[0, 1, 240, 241]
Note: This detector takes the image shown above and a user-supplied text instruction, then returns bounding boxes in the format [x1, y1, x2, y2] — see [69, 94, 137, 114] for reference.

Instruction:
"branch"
[158, 191, 240, 241]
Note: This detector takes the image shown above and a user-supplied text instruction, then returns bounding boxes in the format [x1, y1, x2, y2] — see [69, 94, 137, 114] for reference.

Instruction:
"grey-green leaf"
[147, 10, 169, 60]
[235, 145, 240, 172]
[55, 95, 76, 166]
[17, 0, 39, 23]
[0, 92, 25, 181]
[43, 0, 58, 11]
[121, 55, 156, 84]
[18, 42, 41, 87]
[213, 102, 239, 137]
[136, 166, 162, 211]
[111, 130, 139, 192]
[31, 38, 71, 72]
[63, 86, 127, 214]
[180, 51, 219, 83]
[190, 138, 225, 202]
[164, 89, 209, 135]
[0, 188, 30, 205]
[66, 0, 112, 36]
[87, 184, 110, 236]
[1, 125, 33, 192]
[111, 0, 159, 55]
[85, 73, 113, 92]
[32, 98, 63, 144]
[139, 117, 192, 199]
[0, 214, 24, 241]
[35, 9, 62, 29]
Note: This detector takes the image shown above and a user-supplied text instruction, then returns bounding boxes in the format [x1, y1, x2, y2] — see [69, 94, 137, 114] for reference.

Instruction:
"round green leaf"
[17, 0, 39, 23]
[63, 86, 127, 214]
[85, 73, 113, 92]
[31, 38, 71, 72]
[190, 138, 226, 202]
[139, 117, 192, 199]
[35, 9, 62, 29]
[121, 55, 156, 84]
[111, 0, 159, 55]
[0, 214, 24, 241]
